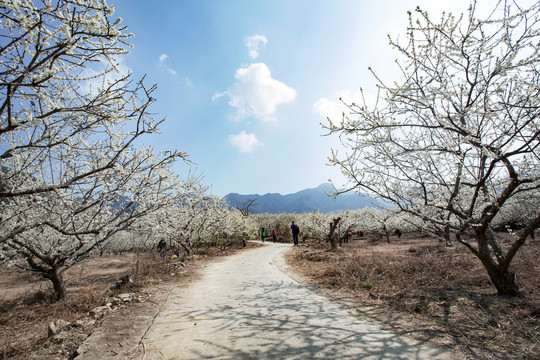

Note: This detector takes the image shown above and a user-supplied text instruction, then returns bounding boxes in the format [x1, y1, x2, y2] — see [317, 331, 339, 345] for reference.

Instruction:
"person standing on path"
[271, 230, 277, 243]
[291, 221, 300, 246]
[260, 227, 266, 242]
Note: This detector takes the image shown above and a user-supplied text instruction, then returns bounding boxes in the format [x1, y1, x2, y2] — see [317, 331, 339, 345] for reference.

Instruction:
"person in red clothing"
[271, 230, 277, 243]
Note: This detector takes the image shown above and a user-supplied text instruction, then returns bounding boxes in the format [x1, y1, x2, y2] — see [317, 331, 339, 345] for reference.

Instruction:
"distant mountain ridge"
[224, 183, 378, 214]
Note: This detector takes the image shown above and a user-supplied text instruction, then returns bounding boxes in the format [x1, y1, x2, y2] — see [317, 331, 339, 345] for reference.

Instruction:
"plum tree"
[0, 0, 190, 299]
[324, 0, 540, 295]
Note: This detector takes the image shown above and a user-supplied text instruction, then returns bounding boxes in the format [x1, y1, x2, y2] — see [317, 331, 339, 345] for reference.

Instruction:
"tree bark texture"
[328, 217, 341, 251]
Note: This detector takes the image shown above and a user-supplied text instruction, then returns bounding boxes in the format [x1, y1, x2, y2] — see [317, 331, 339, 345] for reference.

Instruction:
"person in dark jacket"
[291, 222, 300, 246]
[157, 239, 166, 258]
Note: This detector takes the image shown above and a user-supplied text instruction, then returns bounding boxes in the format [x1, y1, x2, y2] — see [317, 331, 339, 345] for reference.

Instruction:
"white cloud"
[158, 53, 187, 83]
[244, 35, 268, 59]
[211, 91, 227, 102]
[313, 89, 377, 121]
[183, 76, 193, 87]
[229, 131, 263, 153]
[313, 97, 345, 122]
[224, 62, 297, 122]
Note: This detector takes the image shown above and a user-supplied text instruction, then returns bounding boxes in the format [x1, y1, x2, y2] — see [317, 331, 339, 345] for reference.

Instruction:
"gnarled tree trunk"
[473, 230, 520, 296]
[27, 257, 68, 300]
[327, 217, 341, 250]
[477, 255, 520, 296]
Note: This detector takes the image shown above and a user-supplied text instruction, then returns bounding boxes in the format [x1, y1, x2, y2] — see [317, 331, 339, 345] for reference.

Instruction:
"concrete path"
[140, 243, 457, 360]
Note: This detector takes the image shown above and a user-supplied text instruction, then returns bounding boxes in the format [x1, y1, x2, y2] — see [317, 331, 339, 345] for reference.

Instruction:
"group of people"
[158, 224, 385, 256]
[343, 229, 353, 243]
[158, 227, 403, 256]
[262, 225, 356, 246]
[259, 228, 278, 243]
[260, 221, 300, 246]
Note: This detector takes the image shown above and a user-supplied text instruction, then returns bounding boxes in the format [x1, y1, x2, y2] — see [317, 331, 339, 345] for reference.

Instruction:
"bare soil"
[0, 243, 261, 360]
[2, 234, 538, 360]
[284, 232, 540, 360]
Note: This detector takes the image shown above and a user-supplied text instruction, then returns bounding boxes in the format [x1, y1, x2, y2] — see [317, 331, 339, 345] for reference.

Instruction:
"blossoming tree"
[324, 0, 540, 295]
[0, 0, 190, 299]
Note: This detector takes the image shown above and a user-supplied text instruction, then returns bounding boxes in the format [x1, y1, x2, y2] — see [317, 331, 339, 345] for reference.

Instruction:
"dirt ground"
[125, 243, 457, 359]
[0, 243, 260, 360]
[1, 234, 538, 359]
[284, 232, 540, 360]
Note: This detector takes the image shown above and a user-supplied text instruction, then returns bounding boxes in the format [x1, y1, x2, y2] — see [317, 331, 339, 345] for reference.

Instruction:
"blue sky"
[108, 0, 478, 197]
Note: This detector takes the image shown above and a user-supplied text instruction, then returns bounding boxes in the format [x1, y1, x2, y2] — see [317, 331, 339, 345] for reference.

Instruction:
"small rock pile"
[89, 292, 143, 319]
[47, 292, 143, 340]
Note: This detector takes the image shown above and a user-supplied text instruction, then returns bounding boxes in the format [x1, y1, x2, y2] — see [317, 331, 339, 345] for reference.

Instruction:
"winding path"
[139, 243, 457, 359]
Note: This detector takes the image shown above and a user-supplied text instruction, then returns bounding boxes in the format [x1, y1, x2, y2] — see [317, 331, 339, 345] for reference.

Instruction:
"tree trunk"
[481, 259, 520, 296]
[27, 257, 67, 300]
[443, 225, 453, 247]
[475, 232, 520, 296]
[50, 266, 68, 300]
[327, 217, 341, 250]
[492, 269, 519, 296]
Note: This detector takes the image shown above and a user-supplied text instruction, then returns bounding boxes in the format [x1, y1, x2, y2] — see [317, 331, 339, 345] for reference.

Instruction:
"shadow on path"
[141, 244, 457, 360]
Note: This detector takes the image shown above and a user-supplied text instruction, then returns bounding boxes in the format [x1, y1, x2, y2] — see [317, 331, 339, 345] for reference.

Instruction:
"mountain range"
[224, 183, 379, 214]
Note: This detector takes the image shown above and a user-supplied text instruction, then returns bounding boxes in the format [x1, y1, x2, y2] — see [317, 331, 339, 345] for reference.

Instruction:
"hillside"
[224, 183, 378, 214]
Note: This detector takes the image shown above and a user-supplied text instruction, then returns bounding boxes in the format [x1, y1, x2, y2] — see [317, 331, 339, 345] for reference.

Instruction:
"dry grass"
[0, 285, 111, 359]
[0, 241, 258, 360]
[285, 233, 540, 360]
